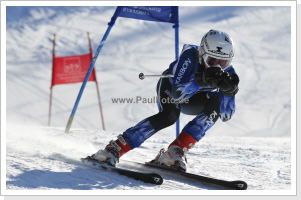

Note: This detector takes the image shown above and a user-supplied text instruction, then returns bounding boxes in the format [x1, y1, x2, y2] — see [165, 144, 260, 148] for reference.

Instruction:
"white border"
[1, 0, 297, 196]
[1, 1, 7, 197]
[290, 1, 297, 197]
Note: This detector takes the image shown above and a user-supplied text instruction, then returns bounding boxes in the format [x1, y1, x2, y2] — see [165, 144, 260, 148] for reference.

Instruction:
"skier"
[89, 29, 239, 172]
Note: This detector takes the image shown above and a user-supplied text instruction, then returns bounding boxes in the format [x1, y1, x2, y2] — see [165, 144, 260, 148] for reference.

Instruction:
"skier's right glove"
[194, 66, 222, 87]
[195, 66, 239, 96]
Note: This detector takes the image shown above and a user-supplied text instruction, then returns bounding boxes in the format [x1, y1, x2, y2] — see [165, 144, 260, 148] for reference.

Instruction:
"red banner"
[51, 53, 96, 86]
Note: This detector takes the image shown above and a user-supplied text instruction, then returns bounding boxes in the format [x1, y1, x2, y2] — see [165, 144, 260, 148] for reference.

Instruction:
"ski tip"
[231, 180, 248, 190]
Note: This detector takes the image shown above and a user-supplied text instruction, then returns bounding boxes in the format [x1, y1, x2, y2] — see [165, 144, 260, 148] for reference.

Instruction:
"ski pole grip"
[139, 73, 145, 80]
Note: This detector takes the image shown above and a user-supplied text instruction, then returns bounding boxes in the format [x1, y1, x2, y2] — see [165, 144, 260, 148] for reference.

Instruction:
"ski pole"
[139, 72, 174, 80]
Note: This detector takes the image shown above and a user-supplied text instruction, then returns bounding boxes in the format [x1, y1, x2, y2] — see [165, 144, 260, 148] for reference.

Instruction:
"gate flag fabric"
[116, 6, 178, 24]
[49, 33, 106, 131]
[52, 53, 96, 87]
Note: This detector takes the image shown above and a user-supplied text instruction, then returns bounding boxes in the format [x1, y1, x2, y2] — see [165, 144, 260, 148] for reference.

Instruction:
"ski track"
[5, 6, 292, 191]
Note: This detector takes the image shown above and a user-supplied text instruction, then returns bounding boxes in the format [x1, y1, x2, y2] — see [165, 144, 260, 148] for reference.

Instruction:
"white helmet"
[199, 29, 234, 68]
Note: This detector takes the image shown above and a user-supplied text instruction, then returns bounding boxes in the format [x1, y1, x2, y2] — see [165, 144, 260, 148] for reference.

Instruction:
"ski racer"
[88, 29, 240, 172]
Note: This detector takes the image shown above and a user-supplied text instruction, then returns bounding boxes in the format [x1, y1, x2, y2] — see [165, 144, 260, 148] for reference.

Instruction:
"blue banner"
[116, 6, 178, 24]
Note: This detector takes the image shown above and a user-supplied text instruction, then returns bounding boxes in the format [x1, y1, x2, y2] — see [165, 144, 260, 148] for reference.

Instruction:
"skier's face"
[203, 54, 232, 69]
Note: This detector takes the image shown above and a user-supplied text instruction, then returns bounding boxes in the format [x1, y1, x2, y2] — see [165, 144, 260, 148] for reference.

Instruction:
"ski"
[81, 157, 163, 185]
[125, 161, 247, 190]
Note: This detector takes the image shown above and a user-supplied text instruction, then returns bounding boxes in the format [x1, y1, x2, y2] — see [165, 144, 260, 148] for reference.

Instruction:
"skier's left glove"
[204, 66, 239, 96]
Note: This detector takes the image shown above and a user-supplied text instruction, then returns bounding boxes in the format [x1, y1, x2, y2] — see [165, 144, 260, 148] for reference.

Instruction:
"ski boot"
[148, 132, 198, 172]
[90, 135, 132, 167]
[148, 145, 187, 172]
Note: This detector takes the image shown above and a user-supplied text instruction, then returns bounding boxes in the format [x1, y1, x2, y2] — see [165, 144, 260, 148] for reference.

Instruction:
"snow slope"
[5, 6, 292, 191]
[6, 125, 290, 190]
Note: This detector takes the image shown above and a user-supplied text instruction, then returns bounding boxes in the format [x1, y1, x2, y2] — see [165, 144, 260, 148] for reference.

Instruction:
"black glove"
[203, 66, 224, 87]
[196, 66, 239, 96]
[218, 72, 239, 96]
[194, 66, 224, 87]
[194, 66, 220, 86]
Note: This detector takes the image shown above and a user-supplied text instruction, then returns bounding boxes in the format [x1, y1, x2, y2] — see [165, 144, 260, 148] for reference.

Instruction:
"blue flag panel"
[116, 6, 178, 24]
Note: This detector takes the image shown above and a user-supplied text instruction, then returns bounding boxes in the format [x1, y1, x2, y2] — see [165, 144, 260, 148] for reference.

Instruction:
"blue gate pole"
[65, 8, 120, 133]
[173, 7, 180, 137]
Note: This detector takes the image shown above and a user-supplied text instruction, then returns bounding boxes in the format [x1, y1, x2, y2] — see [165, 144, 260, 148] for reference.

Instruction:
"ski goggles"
[203, 54, 232, 69]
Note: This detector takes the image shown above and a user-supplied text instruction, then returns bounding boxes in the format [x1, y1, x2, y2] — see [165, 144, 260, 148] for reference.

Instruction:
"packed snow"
[5, 6, 292, 191]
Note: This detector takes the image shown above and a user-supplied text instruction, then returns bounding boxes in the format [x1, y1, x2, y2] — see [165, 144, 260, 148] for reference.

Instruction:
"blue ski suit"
[122, 44, 239, 149]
